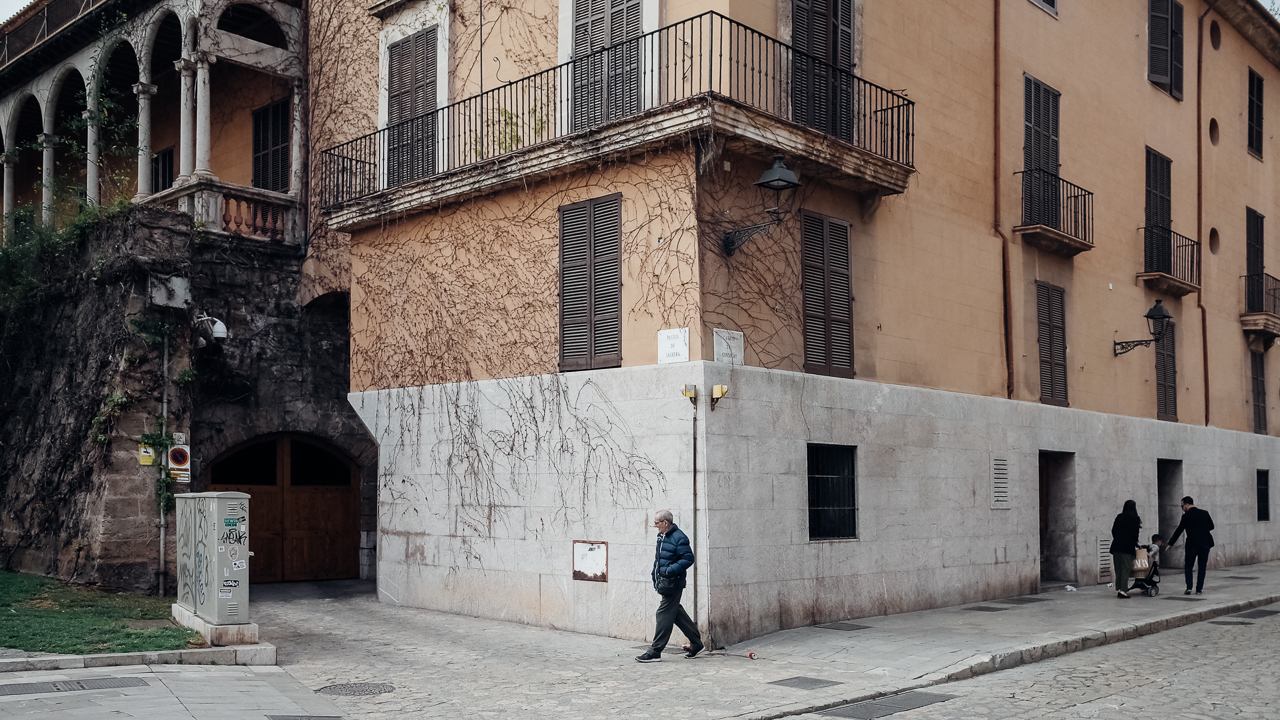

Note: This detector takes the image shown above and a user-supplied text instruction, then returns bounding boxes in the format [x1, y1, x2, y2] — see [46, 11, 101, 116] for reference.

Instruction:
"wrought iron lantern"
[1114, 300, 1173, 356]
[723, 156, 801, 256]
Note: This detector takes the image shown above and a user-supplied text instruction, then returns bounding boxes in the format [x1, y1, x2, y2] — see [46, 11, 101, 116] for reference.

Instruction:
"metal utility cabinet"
[176, 492, 251, 625]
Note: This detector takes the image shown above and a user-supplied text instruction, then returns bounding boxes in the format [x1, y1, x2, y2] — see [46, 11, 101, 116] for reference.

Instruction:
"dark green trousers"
[1113, 552, 1135, 593]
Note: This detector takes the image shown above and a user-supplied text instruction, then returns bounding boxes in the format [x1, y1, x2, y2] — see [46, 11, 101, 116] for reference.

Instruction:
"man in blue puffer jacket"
[636, 509, 704, 662]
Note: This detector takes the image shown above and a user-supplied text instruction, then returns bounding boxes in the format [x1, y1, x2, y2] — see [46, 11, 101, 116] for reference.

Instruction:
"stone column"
[174, 58, 195, 183]
[84, 104, 99, 206]
[194, 54, 218, 180]
[2, 153, 15, 241]
[289, 76, 303, 195]
[38, 133, 56, 226]
[133, 82, 157, 200]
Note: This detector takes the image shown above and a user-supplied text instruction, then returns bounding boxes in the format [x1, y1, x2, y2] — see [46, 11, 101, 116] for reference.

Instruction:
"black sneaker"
[635, 651, 662, 663]
[684, 644, 704, 659]
[1184, 589, 1192, 595]
[1195, 590, 1202, 595]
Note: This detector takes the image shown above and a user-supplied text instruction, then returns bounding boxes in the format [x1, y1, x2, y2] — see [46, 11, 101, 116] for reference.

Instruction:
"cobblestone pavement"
[0, 664, 344, 718]
[792, 601, 1280, 720]
[252, 561, 1280, 719]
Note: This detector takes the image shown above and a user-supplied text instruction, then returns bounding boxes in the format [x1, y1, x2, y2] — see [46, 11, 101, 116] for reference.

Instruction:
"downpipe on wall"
[158, 333, 168, 597]
[1196, 1, 1220, 425]
[993, 0, 1014, 399]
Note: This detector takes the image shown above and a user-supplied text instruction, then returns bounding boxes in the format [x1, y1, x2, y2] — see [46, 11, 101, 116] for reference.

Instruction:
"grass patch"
[0, 571, 202, 655]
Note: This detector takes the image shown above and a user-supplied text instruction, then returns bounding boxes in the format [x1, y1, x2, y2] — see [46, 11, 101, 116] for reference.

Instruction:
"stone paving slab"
[0, 664, 344, 719]
[0, 644, 277, 673]
[253, 561, 1280, 719]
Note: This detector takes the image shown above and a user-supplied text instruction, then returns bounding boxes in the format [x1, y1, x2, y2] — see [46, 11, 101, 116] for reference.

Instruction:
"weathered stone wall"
[0, 205, 375, 592]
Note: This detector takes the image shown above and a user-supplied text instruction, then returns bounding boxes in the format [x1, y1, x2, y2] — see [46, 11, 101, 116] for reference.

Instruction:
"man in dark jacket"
[1167, 496, 1215, 595]
[636, 510, 703, 662]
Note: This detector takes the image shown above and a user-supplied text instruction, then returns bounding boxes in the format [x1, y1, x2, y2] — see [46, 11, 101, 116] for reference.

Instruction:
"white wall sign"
[713, 329, 744, 365]
[572, 540, 608, 582]
[658, 328, 689, 364]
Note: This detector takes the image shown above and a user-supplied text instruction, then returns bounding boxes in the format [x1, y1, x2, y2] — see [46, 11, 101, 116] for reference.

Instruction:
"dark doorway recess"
[1158, 459, 1183, 569]
[210, 435, 360, 583]
[1038, 451, 1077, 584]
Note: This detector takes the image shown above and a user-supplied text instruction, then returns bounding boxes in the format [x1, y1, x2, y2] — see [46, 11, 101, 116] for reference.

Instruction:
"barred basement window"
[559, 194, 622, 371]
[1260, 470, 1271, 522]
[1149, 0, 1184, 100]
[252, 98, 290, 193]
[808, 444, 856, 540]
[1036, 282, 1067, 406]
[1252, 351, 1267, 435]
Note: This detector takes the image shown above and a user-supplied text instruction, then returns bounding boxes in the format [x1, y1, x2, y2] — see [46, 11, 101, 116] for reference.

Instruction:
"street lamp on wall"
[723, 156, 801, 256]
[1114, 299, 1173, 356]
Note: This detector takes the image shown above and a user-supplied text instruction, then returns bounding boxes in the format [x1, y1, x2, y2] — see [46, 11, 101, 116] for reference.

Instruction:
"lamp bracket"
[1113, 338, 1156, 356]
[724, 215, 785, 256]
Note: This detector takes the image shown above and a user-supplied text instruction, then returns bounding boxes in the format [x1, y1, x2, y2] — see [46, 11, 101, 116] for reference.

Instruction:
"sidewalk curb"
[742, 593, 1280, 720]
[0, 642, 276, 674]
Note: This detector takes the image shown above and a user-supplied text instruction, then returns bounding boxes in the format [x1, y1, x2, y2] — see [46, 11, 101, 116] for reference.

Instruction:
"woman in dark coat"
[1110, 499, 1142, 598]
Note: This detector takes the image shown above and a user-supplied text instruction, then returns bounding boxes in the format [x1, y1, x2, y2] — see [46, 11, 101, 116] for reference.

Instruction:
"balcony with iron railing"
[1013, 169, 1093, 257]
[321, 12, 915, 230]
[1138, 226, 1201, 297]
[1241, 272, 1280, 349]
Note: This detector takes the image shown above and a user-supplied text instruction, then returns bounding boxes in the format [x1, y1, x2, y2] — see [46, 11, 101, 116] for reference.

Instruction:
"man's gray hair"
[655, 509, 674, 523]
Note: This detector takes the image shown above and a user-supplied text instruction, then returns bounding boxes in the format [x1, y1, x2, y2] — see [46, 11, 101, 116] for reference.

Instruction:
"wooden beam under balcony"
[1136, 272, 1199, 297]
[1014, 224, 1093, 257]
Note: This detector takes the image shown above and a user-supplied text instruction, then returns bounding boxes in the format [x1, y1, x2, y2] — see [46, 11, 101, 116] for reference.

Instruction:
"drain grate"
[1209, 620, 1255, 626]
[991, 597, 1051, 605]
[822, 691, 956, 718]
[963, 606, 1009, 612]
[316, 683, 395, 697]
[1234, 609, 1280, 619]
[0, 677, 148, 697]
[768, 676, 843, 690]
[1224, 576, 1260, 580]
[819, 622, 871, 631]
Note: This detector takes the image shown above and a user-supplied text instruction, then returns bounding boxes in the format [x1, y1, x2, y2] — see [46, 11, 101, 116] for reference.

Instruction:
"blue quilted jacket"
[651, 525, 695, 592]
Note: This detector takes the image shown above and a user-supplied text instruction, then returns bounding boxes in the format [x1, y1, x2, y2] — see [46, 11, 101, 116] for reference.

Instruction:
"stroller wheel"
[1143, 587, 1152, 596]
[1150, 584, 1160, 596]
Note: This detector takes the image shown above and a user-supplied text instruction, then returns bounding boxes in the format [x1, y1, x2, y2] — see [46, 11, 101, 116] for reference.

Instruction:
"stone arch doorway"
[208, 434, 359, 582]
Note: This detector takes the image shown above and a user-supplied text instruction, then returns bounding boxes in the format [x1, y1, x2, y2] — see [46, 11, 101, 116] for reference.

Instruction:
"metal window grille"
[1250, 69, 1264, 156]
[991, 457, 1011, 508]
[151, 147, 174, 193]
[1253, 351, 1268, 435]
[808, 444, 856, 540]
[1260, 470, 1271, 522]
[252, 98, 291, 193]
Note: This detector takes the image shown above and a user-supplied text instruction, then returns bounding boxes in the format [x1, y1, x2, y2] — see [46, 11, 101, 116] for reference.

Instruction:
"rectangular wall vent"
[1097, 537, 1113, 583]
[991, 457, 1011, 508]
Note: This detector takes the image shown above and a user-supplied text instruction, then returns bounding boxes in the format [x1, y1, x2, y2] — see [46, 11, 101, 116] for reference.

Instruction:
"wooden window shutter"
[387, 26, 437, 185]
[604, 0, 642, 121]
[1170, 1, 1184, 99]
[1253, 351, 1268, 435]
[1247, 207, 1264, 311]
[802, 211, 854, 378]
[559, 194, 622, 371]
[1023, 76, 1060, 174]
[1155, 321, 1177, 421]
[1250, 69, 1264, 156]
[1036, 282, 1067, 406]
[1149, 0, 1172, 89]
[572, 0, 608, 131]
[835, 0, 854, 72]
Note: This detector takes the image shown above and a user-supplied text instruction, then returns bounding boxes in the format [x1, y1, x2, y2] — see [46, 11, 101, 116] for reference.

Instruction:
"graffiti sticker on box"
[222, 580, 239, 588]
[232, 560, 246, 570]
[224, 518, 237, 527]
[218, 589, 232, 599]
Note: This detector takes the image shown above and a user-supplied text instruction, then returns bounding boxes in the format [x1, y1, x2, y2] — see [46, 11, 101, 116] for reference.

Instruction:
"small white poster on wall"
[573, 541, 608, 582]
[658, 328, 689, 363]
[713, 329, 744, 365]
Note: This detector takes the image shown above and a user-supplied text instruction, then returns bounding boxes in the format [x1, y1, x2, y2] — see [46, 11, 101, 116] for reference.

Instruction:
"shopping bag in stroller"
[1129, 548, 1161, 596]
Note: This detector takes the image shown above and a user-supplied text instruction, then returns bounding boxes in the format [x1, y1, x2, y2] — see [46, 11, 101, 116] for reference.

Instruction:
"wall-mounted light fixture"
[1114, 300, 1172, 356]
[723, 156, 801, 256]
[681, 384, 698, 406]
[710, 384, 729, 411]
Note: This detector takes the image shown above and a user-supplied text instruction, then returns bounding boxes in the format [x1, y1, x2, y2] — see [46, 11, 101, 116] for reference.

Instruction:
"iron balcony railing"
[0, 0, 107, 69]
[1143, 226, 1201, 288]
[320, 11, 915, 208]
[1016, 168, 1093, 246]
[1245, 272, 1280, 315]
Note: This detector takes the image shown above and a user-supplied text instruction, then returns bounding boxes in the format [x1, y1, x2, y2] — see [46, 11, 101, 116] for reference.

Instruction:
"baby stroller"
[1129, 550, 1161, 596]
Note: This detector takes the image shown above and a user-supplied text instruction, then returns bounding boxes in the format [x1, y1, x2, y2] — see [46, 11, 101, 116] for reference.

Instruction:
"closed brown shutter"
[1170, 2, 1184, 99]
[1247, 207, 1265, 311]
[1024, 76, 1060, 229]
[1252, 351, 1268, 434]
[802, 211, 854, 378]
[1144, 148, 1173, 273]
[1036, 282, 1067, 406]
[388, 26, 437, 185]
[572, 0, 640, 131]
[1155, 321, 1177, 421]
[560, 194, 622, 371]
[1149, 0, 1171, 88]
[1250, 69, 1264, 156]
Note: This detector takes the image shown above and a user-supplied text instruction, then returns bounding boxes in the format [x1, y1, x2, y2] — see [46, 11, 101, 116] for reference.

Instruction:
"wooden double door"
[209, 436, 359, 583]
